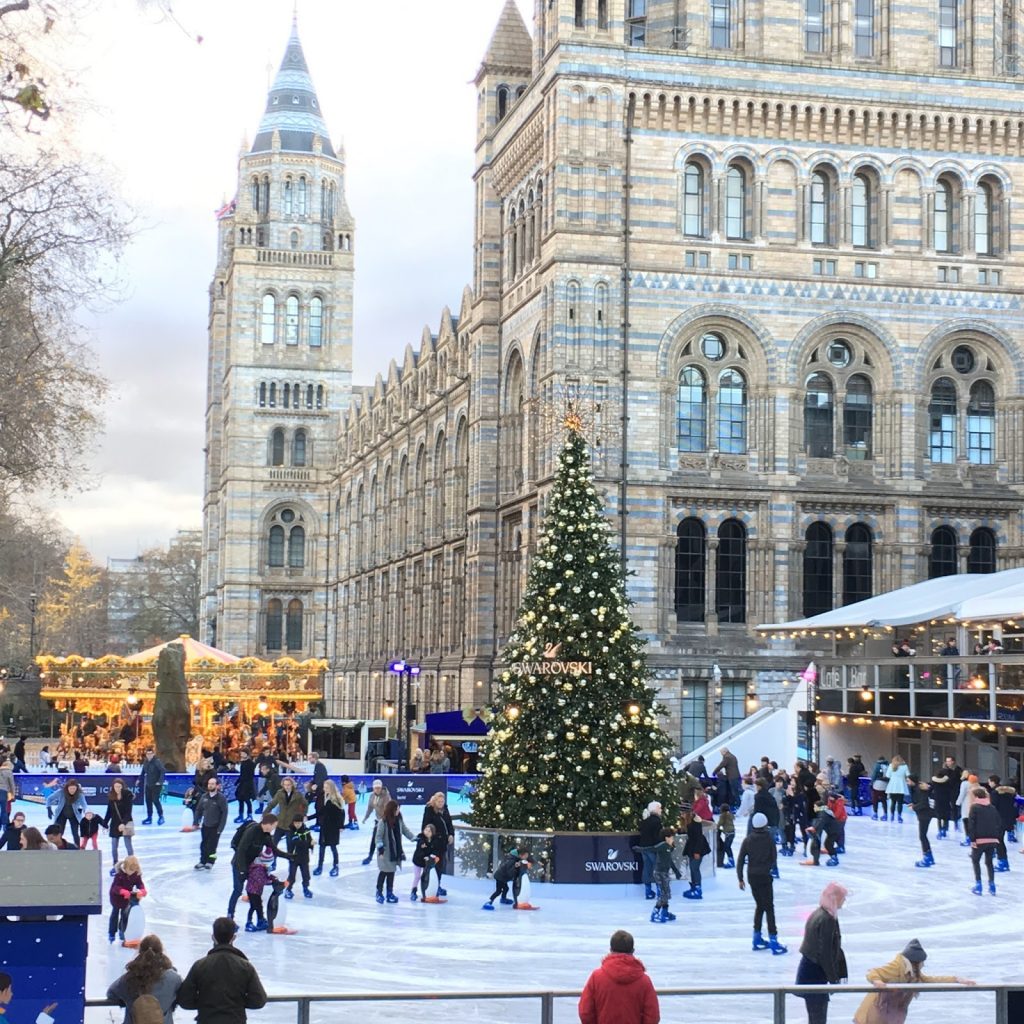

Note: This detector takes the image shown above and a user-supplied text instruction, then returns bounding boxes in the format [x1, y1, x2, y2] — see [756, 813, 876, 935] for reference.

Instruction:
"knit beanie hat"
[751, 812, 768, 828]
[902, 939, 927, 964]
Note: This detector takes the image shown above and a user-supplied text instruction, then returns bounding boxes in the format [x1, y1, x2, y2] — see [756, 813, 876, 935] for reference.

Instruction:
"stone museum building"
[202, 1, 1024, 750]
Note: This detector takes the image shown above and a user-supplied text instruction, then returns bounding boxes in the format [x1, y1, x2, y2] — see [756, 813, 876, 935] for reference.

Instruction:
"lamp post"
[387, 659, 420, 770]
[28, 592, 37, 662]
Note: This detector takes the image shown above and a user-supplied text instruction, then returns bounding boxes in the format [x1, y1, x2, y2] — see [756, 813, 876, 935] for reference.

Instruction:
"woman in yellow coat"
[853, 940, 974, 1024]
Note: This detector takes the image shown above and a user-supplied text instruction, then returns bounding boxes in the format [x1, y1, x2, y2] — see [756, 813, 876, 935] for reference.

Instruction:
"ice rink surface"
[10, 797, 1020, 1023]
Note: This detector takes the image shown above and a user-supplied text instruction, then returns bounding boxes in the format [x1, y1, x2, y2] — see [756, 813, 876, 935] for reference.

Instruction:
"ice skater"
[801, 801, 840, 867]
[79, 810, 102, 850]
[360, 780, 391, 865]
[372, 799, 414, 904]
[956, 771, 977, 842]
[411, 822, 446, 901]
[869, 755, 888, 820]
[680, 809, 709, 899]
[852, 940, 974, 1023]
[736, 812, 786, 953]
[46, 779, 87, 846]
[716, 804, 735, 867]
[244, 846, 279, 932]
[649, 828, 676, 923]
[929, 755, 959, 836]
[109, 855, 147, 945]
[967, 784, 1002, 894]
[340, 775, 358, 829]
[637, 801, 663, 899]
[795, 882, 848, 1024]
[987, 775, 1017, 866]
[194, 776, 229, 869]
[313, 780, 344, 877]
[482, 847, 533, 910]
[884, 755, 909, 823]
[907, 775, 934, 867]
[233, 749, 257, 823]
[283, 815, 314, 899]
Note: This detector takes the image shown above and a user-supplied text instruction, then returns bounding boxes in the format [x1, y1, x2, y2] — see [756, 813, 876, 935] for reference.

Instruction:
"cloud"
[49, 1, 531, 562]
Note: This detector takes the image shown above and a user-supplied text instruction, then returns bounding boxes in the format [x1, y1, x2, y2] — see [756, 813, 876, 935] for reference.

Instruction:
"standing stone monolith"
[152, 641, 190, 771]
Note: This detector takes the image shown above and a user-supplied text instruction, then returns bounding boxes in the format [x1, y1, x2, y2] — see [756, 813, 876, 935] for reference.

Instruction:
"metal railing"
[86, 981, 1017, 1024]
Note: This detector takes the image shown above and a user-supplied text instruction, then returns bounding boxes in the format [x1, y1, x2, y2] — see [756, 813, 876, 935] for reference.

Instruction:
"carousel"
[36, 635, 326, 765]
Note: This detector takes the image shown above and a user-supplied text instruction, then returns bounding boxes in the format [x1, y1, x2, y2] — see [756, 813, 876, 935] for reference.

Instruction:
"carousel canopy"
[122, 635, 240, 665]
[758, 567, 1024, 633]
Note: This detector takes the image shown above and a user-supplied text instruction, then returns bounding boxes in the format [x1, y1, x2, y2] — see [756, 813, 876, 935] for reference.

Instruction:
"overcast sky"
[50, 0, 532, 563]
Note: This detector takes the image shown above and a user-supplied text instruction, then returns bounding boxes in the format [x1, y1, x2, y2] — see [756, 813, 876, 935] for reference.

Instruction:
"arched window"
[966, 380, 994, 464]
[297, 177, 307, 216]
[497, 86, 509, 121]
[975, 181, 994, 255]
[717, 369, 747, 453]
[292, 384, 300, 410]
[260, 176, 270, 214]
[716, 519, 747, 623]
[266, 599, 282, 650]
[928, 377, 957, 463]
[843, 374, 873, 460]
[677, 367, 707, 452]
[804, 373, 834, 458]
[725, 165, 747, 240]
[288, 526, 305, 569]
[260, 295, 276, 345]
[842, 523, 873, 605]
[268, 525, 285, 567]
[271, 428, 285, 467]
[283, 384, 291, 409]
[306, 384, 314, 409]
[928, 526, 958, 578]
[567, 282, 580, 361]
[934, 178, 954, 252]
[258, 382, 267, 408]
[286, 598, 303, 650]
[289, 230, 299, 251]
[284, 179, 293, 216]
[968, 527, 997, 574]
[292, 429, 307, 467]
[851, 173, 872, 247]
[594, 282, 609, 363]
[683, 162, 705, 237]
[285, 296, 299, 345]
[803, 522, 834, 617]
[810, 170, 830, 244]
[316, 385, 324, 409]
[268, 382, 277, 408]
[309, 297, 323, 347]
[674, 518, 706, 623]
[251, 177, 260, 213]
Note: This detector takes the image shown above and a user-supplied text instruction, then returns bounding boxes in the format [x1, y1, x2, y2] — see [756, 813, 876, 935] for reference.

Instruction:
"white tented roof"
[757, 567, 1024, 632]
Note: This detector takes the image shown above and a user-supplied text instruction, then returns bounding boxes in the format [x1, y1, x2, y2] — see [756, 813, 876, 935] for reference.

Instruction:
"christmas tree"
[472, 417, 676, 832]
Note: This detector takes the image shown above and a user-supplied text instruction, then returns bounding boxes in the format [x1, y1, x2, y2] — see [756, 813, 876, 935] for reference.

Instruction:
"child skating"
[650, 829, 676, 923]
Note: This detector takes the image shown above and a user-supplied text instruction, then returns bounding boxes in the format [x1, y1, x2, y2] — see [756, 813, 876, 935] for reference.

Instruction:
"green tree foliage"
[472, 422, 675, 832]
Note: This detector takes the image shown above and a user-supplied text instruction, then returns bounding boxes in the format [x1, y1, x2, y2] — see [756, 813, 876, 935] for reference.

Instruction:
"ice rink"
[9, 797, 1020, 1023]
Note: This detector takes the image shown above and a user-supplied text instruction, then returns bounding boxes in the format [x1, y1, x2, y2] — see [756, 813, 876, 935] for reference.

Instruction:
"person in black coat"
[930, 756, 960, 837]
[750, 779, 780, 835]
[736, 812, 785, 953]
[227, 813, 290, 920]
[968, 787, 1004, 893]
[845, 756, 866, 814]
[801, 804, 840, 867]
[637, 801, 664, 900]
[796, 882, 848, 1024]
[102, 778, 136, 870]
[681, 810, 710, 899]
[313, 781, 344, 877]
[2, 811, 26, 850]
[234, 750, 257, 823]
[908, 775, 934, 867]
[305, 752, 329, 830]
[421, 792, 455, 897]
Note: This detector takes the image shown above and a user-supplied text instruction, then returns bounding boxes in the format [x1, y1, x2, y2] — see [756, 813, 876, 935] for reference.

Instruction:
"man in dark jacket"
[930, 756, 960, 836]
[712, 747, 741, 808]
[968, 787, 1004, 893]
[750, 779, 780, 835]
[578, 929, 660, 1024]
[227, 813, 280, 919]
[736, 812, 785, 953]
[140, 748, 166, 825]
[195, 777, 230, 870]
[177, 917, 267, 1024]
[306, 751, 329, 830]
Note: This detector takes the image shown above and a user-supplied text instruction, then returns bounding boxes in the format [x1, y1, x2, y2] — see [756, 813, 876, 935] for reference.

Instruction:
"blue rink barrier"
[11, 772, 477, 807]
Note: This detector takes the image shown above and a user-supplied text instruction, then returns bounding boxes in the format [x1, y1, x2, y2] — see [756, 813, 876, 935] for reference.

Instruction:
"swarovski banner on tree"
[472, 415, 676, 833]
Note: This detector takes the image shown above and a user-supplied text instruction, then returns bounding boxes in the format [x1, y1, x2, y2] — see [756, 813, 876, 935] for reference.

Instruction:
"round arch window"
[281, 509, 296, 524]
[700, 332, 725, 361]
[951, 345, 975, 374]
[827, 340, 852, 368]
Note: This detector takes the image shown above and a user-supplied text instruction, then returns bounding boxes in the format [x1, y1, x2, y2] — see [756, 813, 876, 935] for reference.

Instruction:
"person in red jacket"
[578, 930, 660, 1024]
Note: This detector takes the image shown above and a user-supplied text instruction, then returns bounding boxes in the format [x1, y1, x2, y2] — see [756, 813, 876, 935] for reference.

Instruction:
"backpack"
[871, 761, 887, 783]
[828, 795, 848, 822]
[231, 821, 257, 851]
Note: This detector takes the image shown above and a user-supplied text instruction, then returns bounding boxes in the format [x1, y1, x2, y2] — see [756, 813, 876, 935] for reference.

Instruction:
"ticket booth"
[0, 850, 102, 1024]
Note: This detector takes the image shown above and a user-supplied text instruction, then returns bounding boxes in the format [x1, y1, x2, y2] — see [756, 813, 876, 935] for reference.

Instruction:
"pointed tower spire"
[480, 0, 533, 73]
[251, 16, 335, 157]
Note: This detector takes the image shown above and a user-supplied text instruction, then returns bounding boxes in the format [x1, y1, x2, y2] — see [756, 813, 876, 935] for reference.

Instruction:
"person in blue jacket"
[46, 779, 88, 846]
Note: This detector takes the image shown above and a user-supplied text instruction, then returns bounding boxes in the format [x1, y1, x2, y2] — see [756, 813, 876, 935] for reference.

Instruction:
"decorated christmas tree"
[472, 417, 676, 832]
